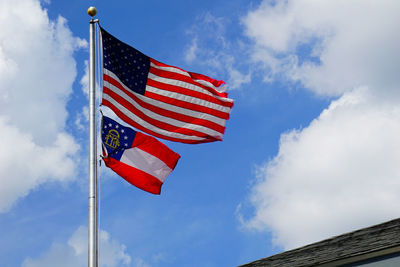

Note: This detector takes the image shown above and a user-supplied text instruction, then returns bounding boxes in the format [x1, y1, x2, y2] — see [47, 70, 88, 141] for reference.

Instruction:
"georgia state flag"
[101, 116, 180, 194]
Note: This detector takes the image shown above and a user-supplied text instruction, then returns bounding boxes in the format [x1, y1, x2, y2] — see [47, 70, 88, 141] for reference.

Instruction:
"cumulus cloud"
[241, 0, 400, 249]
[243, 0, 400, 96]
[0, 0, 85, 212]
[0, 117, 79, 212]
[244, 88, 400, 249]
[22, 226, 131, 267]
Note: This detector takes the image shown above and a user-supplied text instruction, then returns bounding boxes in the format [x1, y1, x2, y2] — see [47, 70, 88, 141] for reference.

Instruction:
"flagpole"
[88, 6, 98, 267]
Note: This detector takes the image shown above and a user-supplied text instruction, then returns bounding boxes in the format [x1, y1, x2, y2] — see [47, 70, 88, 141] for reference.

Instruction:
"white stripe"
[120, 147, 172, 182]
[193, 78, 226, 93]
[104, 82, 224, 138]
[150, 62, 190, 77]
[102, 93, 207, 142]
[150, 62, 229, 94]
[147, 71, 233, 105]
[146, 83, 231, 114]
[104, 69, 227, 125]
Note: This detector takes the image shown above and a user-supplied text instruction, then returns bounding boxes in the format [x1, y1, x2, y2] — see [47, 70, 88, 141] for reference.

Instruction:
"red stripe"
[103, 87, 221, 140]
[188, 71, 225, 88]
[150, 58, 229, 98]
[147, 70, 233, 108]
[144, 90, 230, 120]
[104, 74, 226, 133]
[133, 132, 181, 170]
[102, 99, 218, 144]
[103, 157, 164, 194]
[149, 67, 232, 106]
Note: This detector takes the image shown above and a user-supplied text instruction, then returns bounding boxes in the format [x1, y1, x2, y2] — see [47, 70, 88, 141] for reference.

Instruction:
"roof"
[239, 218, 400, 267]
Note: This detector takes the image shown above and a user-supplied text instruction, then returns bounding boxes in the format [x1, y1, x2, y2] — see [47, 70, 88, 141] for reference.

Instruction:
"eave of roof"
[239, 218, 400, 267]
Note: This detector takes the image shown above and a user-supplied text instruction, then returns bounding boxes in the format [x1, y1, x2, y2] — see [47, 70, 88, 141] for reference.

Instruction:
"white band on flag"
[120, 147, 172, 182]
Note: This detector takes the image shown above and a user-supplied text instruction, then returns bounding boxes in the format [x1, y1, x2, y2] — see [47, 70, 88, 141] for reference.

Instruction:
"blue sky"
[1, 0, 400, 266]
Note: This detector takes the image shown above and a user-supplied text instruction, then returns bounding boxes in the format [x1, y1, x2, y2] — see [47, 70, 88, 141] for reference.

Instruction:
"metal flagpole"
[88, 6, 98, 267]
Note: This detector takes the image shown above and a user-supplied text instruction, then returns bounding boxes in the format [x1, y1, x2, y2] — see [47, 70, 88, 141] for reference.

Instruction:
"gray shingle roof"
[239, 218, 400, 267]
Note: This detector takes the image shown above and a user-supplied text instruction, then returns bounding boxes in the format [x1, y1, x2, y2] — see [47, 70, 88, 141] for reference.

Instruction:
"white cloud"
[81, 60, 90, 97]
[184, 38, 198, 63]
[241, 0, 400, 250]
[77, 58, 104, 132]
[22, 226, 131, 267]
[0, 0, 85, 212]
[0, 117, 79, 212]
[75, 106, 89, 131]
[227, 66, 251, 90]
[244, 88, 400, 249]
[243, 0, 400, 96]
[132, 258, 151, 267]
[184, 12, 251, 90]
[75, 60, 90, 131]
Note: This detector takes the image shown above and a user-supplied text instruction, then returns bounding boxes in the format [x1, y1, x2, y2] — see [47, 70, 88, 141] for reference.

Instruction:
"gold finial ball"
[87, 6, 97, 17]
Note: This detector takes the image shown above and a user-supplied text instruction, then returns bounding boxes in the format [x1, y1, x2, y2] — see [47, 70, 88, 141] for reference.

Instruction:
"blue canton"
[101, 116, 137, 161]
[101, 27, 150, 95]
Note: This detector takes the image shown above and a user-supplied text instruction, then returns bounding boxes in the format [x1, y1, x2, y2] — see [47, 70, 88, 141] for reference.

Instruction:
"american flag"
[100, 27, 234, 144]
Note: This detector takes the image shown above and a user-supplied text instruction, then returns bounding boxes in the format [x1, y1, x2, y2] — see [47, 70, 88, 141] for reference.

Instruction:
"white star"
[124, 136, 128, 140]
[121, 129, 124, 133]
[108, 123, 112, 127]
[115, 125, 119, 129]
